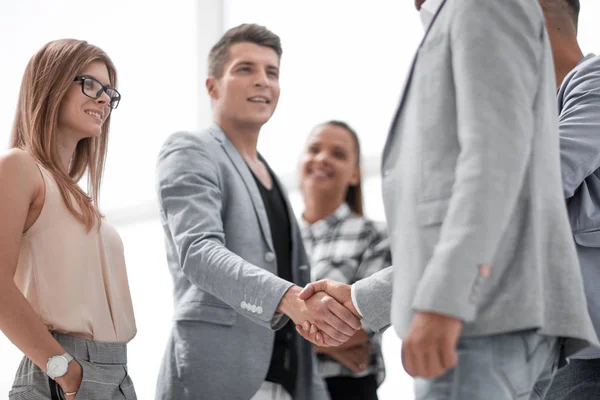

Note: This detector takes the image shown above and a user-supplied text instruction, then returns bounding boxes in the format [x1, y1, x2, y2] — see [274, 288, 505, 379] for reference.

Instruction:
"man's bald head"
[540, 0, 580, 31]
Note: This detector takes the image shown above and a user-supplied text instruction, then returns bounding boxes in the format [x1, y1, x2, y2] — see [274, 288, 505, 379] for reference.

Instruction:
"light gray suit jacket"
[354, 0, 598, 353]
[154, 124, 329, 400]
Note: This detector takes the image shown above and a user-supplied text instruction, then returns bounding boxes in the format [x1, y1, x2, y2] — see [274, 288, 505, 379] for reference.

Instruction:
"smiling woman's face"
[58, 61, 113, 141]
[298, 124, 360, 203]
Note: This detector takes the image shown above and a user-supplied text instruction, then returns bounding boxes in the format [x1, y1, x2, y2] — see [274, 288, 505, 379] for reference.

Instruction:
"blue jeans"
[414, 331, 559, 400]
[542, 358, 600, 400]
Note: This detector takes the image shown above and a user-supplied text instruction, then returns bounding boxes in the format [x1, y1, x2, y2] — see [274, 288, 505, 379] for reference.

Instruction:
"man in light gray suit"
[155, 24, 361, 400]
[298, 0, 598, 398]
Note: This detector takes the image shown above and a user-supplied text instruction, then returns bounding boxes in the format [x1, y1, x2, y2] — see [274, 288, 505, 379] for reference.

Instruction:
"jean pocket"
[492, 332, 554, 398]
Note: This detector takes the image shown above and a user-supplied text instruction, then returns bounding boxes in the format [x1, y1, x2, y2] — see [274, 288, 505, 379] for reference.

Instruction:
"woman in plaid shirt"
[298, 121, 392, 400]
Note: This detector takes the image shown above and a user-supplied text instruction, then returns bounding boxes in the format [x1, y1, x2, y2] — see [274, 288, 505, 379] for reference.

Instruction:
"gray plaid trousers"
[9, 332, 136, 399]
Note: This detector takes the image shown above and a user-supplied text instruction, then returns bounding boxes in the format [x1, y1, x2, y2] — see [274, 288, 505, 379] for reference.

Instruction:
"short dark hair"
[208, 23, 282, 78]
[541, 0, 580, 27]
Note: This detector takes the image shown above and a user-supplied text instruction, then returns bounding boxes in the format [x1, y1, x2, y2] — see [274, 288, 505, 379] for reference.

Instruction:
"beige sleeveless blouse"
[14, 165, 136, 342]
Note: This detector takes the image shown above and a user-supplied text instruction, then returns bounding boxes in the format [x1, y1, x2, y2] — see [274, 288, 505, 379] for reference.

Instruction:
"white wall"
[1, 1, 599, 399]
[223, 0, 418, 182]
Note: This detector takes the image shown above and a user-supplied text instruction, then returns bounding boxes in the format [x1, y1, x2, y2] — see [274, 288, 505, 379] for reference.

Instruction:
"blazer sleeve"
[559, 62, 600, 198]
[353, 267, 393, 333]
[156, 132, 293, 330]
[411, 0, 545, 322]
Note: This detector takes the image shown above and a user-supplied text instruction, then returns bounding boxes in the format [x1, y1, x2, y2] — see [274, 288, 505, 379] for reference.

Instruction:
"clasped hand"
[277, 283, 361, 346]
[290, 279, 464, 379]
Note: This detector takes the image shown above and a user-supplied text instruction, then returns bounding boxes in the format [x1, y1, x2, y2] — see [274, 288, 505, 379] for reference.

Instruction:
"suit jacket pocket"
[417, 197, 451, 227]
[174, 301, 238, 326]
[574, 229, 600, 248]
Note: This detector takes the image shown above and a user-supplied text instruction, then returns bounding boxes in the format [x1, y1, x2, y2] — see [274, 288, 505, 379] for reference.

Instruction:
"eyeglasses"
[74, 76, 121, 109]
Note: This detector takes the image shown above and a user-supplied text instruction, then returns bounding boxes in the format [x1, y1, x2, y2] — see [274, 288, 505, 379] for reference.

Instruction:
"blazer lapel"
[208, 124, 274, 251]
[381, 0, 449, 165]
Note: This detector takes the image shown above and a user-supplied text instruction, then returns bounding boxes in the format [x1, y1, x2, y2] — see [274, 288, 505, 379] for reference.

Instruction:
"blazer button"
[264, 252, 275, 263]
[256, 306, 263, 315]
[241, 301, 247, 309]
[251, 304, 257, 313]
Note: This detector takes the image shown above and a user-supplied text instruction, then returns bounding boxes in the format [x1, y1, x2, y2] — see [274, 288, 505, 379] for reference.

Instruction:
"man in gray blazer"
[538, 1, 600, 398]
[298, 0, 598, 398]
[155, 24, 361, 400]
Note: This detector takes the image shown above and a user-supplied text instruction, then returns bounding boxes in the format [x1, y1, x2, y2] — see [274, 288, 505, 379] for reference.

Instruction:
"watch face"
[48, 356, 69, 377]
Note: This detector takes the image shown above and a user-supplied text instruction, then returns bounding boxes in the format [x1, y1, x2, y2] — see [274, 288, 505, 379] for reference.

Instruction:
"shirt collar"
[557, 53, 597, 94]
[420, 0, 444, 30]
[578, 53, 596, 66]
[301, 203, 352, 238]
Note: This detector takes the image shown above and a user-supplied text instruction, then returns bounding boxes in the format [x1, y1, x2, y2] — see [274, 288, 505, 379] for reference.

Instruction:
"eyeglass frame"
[73, 75, 121, 109]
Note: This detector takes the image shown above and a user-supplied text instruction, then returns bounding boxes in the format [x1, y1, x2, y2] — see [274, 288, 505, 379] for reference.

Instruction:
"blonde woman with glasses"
[0, 39, 136, 399]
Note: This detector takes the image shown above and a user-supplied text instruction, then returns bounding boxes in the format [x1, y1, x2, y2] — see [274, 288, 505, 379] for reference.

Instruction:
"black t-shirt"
[251, 170, 297, 397]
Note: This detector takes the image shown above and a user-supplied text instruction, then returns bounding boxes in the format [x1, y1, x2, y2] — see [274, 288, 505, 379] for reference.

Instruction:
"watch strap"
[62, 352, 74, 363]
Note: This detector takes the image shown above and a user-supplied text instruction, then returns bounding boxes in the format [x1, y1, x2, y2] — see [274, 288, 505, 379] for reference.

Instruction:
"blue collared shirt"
[560, 53, 600, 358]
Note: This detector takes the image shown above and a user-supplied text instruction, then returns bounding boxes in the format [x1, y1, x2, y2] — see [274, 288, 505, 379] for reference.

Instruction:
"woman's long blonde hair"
[10, 39, 117, 230]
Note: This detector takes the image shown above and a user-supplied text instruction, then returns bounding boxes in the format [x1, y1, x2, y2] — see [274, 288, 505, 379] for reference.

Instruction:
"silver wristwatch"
[46, 352, 74, 380]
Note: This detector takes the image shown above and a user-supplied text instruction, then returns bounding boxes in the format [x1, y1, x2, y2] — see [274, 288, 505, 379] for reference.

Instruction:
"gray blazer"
[154, 124, 329, 400]
[354, 0, 598, 353]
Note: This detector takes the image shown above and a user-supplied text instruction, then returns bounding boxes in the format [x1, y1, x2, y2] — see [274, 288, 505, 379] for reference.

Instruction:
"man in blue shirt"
[541, 0, 600, 398]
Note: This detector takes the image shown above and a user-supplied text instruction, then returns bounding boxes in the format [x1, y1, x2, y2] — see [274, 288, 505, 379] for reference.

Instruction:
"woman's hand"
[56, 360, 83, 397]
[319, 343, 372, 374]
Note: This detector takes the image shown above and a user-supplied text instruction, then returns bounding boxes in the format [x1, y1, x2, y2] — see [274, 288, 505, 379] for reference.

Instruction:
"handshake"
[277, 280, 360, 347]
[277, 278, 464, 379]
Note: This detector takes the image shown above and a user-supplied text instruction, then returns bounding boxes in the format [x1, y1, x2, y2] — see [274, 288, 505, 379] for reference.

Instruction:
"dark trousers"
[543, 358, 600, 400]
[325, 374, 378, 400]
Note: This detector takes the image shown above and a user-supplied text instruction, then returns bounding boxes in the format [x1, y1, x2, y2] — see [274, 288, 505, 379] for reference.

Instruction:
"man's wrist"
[350, 284, 364, 318]
[314, 345, 332, 355]
[276, 285, 300, 315]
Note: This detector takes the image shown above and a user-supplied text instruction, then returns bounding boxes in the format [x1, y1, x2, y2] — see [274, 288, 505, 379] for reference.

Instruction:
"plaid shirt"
[300, 203, 391, 384]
